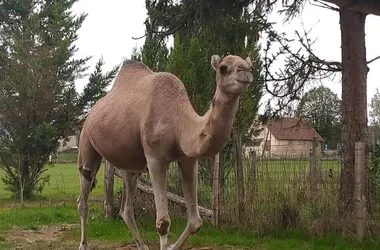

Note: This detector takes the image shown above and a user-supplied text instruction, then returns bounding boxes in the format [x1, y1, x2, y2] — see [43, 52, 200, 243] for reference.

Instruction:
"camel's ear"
[211, 55, 221, 71]
[245, 57, 252, 67]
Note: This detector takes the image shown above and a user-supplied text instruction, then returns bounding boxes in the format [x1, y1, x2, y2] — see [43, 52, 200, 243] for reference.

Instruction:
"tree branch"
[368, 55, 380, 65]
[310, 0, 340, 11]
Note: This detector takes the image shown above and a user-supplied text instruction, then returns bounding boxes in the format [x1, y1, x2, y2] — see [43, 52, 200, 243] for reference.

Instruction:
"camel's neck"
[179, 88, 239, 158]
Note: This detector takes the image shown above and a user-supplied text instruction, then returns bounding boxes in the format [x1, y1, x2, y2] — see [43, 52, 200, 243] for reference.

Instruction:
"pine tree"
[0, 0, 117, 198]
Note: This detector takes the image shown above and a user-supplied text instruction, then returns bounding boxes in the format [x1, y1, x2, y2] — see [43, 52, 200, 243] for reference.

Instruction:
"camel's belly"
[86, 116, 147, 172]
[100, 142, 147, 173]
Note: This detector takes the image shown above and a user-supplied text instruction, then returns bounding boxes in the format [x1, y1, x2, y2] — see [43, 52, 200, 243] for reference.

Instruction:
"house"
[57, 129, 80, 153]
[245, 117, 324, 159]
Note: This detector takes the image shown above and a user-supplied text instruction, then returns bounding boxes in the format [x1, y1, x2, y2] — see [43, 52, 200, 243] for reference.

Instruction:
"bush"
[370, 145, 380, 202]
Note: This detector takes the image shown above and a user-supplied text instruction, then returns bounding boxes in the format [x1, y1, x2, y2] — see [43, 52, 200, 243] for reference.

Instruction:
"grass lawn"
[0, 160, 378, 249]
[0, 163, 110, 202]
[0, 205, 379, 249]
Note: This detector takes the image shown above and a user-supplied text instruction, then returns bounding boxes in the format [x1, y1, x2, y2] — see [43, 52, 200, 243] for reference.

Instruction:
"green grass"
[55, 152, 78, 162]
[0, 163, 112, 202]
[0, 205, 379, 249]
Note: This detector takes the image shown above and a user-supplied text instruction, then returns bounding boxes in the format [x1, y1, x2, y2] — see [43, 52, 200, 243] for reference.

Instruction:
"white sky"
[71, 0, 380, 114]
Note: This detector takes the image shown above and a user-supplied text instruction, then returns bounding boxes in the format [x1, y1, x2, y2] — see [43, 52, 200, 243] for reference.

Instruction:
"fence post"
[247, 150, 257, 203]
[309, 136, 317, 196]
[212, 153, 220, 227]
[355, 142, 367, 240]
[104, 161, 115, 219]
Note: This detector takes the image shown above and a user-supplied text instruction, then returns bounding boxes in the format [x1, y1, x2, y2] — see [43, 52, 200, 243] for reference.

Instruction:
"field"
[0, 160, 379, 249]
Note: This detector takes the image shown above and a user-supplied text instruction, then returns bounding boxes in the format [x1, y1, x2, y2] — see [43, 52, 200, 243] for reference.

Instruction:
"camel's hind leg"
[120, 171, 149, 250]
[77, 137, 102, 250]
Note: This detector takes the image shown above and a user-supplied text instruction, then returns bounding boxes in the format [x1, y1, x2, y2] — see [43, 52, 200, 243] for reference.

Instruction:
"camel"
[77, 54, 254, 250]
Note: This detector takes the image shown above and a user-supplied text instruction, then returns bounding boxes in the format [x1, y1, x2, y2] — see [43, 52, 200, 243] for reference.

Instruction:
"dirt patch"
[115, 244, 214, 250]
[3, 226, 220, 250]
[5, 224, 78, 243]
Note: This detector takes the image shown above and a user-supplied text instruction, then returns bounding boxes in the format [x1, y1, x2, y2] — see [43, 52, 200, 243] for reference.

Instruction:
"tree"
[369, 89, 380, 145]
[369, 89, 380, 128]
[0, 0, 117, 199]
[129, 21, 169, 72]
[77, 57, 119, 123]
[141, 0, 380, 218]
[296, 86, 341, 149]
[143, 1, 264, 223]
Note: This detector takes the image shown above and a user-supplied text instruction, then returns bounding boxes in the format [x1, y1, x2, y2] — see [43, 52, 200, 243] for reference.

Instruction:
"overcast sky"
[71, 0, 380, 113]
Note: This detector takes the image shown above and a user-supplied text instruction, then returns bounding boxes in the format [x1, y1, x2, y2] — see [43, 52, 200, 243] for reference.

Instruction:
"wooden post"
[212, 153, 220, 227]
[309, 136, 317, 196]
[104, 161, 115, 219]
[247, 150, 256, 204]
[355, 142, 366, 240]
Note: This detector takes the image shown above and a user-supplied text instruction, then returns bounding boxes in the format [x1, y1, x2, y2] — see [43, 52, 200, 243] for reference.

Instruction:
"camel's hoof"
[79, 244, 88, 250]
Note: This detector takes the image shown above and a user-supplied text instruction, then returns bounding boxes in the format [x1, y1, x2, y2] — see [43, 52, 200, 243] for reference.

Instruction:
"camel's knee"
[156, 215, 171, 236]
[120, 207, 133, 222]
[77, 199, 88, 217]
[189, 216, 202, 235]
[79, 167, 97, 191]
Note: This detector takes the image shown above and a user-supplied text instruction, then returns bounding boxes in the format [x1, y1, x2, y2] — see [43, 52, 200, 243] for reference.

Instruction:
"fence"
[98, 139, 379, 237]
[42, 139, 379, 238]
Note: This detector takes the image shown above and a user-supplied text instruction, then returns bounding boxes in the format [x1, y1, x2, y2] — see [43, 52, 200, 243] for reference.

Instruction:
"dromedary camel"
[77, 54, 254, 250]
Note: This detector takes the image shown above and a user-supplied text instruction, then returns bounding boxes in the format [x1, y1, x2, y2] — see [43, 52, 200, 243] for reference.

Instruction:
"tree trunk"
[21, 155, 30, 199]
[233, 128, 245, 223]
[339, 8, 370, 216]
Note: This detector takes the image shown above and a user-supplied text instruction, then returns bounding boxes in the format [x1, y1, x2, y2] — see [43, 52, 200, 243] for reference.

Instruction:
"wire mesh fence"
[25, 142, 379, 236]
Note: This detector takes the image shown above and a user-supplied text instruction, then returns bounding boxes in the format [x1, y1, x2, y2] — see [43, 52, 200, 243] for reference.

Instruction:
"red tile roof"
[266, 117, 324, 142]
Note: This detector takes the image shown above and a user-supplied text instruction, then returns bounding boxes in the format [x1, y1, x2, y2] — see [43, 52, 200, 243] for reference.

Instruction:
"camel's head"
[211, 54, 253, 96]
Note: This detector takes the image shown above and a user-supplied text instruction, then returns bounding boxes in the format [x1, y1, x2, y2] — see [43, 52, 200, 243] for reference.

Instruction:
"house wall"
[269, 139, 323, 159]
[244, 126, 323, 159]
[58, 135, 78, 152]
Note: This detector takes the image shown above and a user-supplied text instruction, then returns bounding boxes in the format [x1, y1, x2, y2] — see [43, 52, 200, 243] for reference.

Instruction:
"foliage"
[143, 0, 343, 117]
[141, 35, 169, 72]
[369, 89, 380, 138]
[370, 145, 380, 203]
[0, 0, 117, 199]
[129, 22, 169, 72]
[143, 0, 265, 189]
[166, 34, 214, 114]
[77, 57, 119, 122]
[296, 86, 341, 149]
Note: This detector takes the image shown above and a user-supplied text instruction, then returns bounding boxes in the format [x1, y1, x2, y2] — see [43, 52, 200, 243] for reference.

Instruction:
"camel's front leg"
[120, 171, 149, 250]
[169, 159, 202, 250]
[147, 158, 170, 250]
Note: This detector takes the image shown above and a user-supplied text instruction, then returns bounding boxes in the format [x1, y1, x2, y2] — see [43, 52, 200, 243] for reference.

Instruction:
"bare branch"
[131, 33, 148, 40]
[309, 0, 339, 11]
[261, 20, 343, 117]
[368, 55, 380, 65]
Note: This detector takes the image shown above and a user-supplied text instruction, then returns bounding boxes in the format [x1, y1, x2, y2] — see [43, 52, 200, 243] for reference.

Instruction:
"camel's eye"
[219, 64, 228, 75]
